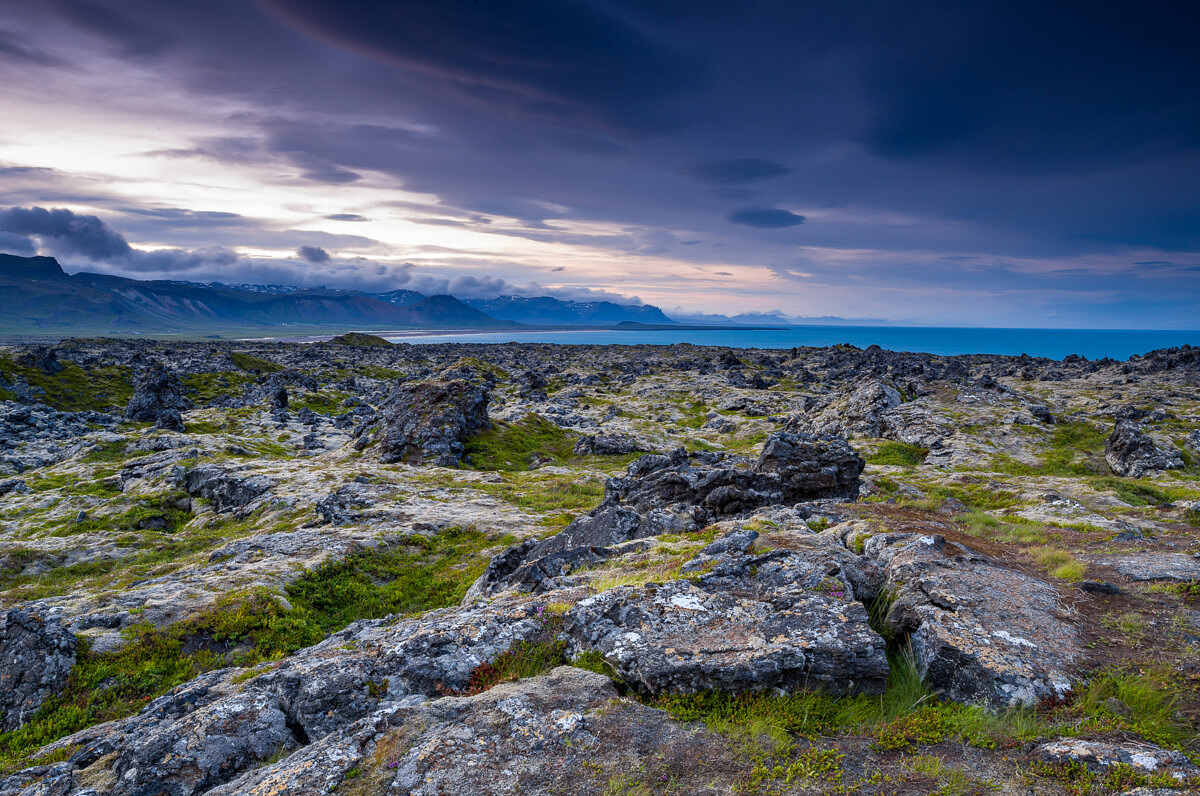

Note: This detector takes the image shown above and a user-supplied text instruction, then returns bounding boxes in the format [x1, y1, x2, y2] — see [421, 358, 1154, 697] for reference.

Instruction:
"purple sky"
[0, 0, 1198, 327]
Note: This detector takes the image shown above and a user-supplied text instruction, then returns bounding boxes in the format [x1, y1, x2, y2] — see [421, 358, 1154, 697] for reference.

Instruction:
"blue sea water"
[383, 326, 1200, 361]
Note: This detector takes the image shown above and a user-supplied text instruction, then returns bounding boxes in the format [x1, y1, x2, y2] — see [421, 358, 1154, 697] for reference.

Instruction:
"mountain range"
[0, 254, 678, 335]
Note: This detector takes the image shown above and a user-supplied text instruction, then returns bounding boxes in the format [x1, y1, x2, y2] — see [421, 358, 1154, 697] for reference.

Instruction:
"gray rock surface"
[562, 531, 889, 696]
[357, 379, 490, 466]
[1100, 553, 1200, 583]
[205, 667, 741, 796]
[1105, 419, 1184, 477]
[124, 367, 194, 423]
[1033, 738, 1199, 780]
[0, 609, 77, 731]
[180, 465, 274, 514]
[864, 533, 1082, 708]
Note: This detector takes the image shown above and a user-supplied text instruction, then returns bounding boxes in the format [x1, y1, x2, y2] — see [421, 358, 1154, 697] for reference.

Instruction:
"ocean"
[382, 326, 1200, 361]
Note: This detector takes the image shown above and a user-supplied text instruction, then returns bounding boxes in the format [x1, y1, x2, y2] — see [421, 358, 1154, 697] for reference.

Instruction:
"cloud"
[682, 158, 789, 185]
[728, 207, 805, 229]
[325, 213, 367, 222]
[57, 0, 176, 59]
[0, 206, 132, 259]
[296, 244, 331, 263]
[0, 231, 35, 255]
[0, 28, 66, 66]
[257, 0, 706, 132]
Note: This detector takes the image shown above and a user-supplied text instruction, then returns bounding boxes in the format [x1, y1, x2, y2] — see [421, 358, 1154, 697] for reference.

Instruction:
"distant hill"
[372, 289, 427, 307]
[0, 254, 514, 334]
[462, 295, 676, 326]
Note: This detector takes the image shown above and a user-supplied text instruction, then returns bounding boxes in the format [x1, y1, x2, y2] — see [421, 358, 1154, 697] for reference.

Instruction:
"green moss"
[866, 441, 928, 467]
[290, 391, 351, 416]
[463, 414, 577, 471]
[229, 352, 285, 373]
[470, 472, 605, 515]
[0, 527, 511, 775]
[0, 356, 132, 412]
[329, 332, 393, 347]
[285, 527, 514, 632]
[991, 421, 1108, 477]
[1076, 668, 1194, 750]
[925, 483, 1021, 511]
[181, 371, 256, 404]
[1087, 476, 1198, 507]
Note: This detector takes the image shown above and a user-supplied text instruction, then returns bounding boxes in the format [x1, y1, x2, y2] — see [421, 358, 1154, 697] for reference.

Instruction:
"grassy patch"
[471, 472, 606, 516]
[0, 527, 508, 775]
[991, 421, 1108, 477]
[284, 527, 514, 632]
[1075, 668, 1194, 750]
[1029, 546, 1086, 581]
[329, 332, 393, 347]
[0, 355, 132, 412]
[866, 441, 929, 467]
[463, 414, 576, 470]
[925, 483, 1022, 511]
[1087, 476, 1197, 507]
[229, 352, 285, 373]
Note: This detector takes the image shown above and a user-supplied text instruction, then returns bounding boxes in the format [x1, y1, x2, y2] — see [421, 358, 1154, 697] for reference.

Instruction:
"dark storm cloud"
[296, 245, 330, 263]
[256, 0, 705, 132]
[4, 0, 1200, 325]
[728, 208, 805, 229]
[682, 159, 789, 185]
[0, 29, 67, 66]
[55, 0, 176, 58]
[0, 206, 132, 259]
[0, 232, 36, 256]
[859, 1, 1200, 171]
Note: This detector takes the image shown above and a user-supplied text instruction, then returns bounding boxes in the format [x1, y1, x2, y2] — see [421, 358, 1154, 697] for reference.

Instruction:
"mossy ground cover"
[989, 420, 1109, 477]
[463, 414, 576, 470]
[0, 355, 131, 412]
[865, 441, 928, 467]
[229, 351, 285, 373]
[0, 527, 509, 776]
[181, 371, 256, 404]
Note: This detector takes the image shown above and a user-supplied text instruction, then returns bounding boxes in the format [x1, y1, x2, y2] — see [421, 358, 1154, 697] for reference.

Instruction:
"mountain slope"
[462, 295, 676, 326]
[0, 254, 512, 334]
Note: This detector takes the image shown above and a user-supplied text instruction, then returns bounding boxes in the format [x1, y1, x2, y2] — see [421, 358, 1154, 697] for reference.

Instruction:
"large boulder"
[562, 530, 889, 696]
[205, 668, 744, 796]
[469, 433, 863, 597]
[863, 533, 1082, 709]
[356, 379, 489, 467]
[181, 465, 274, 514]
[124, 367, 194, 423]
[0, 608, 77, 731]
[1105, 420, 1183, 478]
[9, 601, 546, 796]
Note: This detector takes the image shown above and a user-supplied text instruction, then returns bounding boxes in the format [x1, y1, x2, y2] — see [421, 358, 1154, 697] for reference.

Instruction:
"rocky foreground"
[0, 336, 1198, 795]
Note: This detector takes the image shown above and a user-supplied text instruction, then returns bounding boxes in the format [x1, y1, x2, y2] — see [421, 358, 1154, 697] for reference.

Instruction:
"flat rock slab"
[206, 667, 743, 796]
[868, 534, 1083, 709]
[1034, 738, 1199, 781]
[563, 532, 889, 696]
[1101, 553, 1200, 583]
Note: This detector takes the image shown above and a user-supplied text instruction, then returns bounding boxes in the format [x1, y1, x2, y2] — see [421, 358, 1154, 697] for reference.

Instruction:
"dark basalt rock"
[124, 366, 194, 423]
[469, 433, 863, 598]
[1104, 419, 1183, 478]
[572, 432, 651, 456]
[0, 608, 76, 731]
[181, 465, 274, 514]
[355, 378, 490, 467]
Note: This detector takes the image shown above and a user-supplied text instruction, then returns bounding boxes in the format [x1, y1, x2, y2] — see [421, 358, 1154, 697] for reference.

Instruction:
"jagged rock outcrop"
[1033, 738, 1199, 781]
[5, 601, 546, 796]
[788, 378, 946, 448]
[469, 433, 863, 597]
[0, 403, 118, 474]
[204, 667, 743, 796]
[862, 533, 1082, 708]
[180, 465, 274, 514]
[355, 379, 490, 467]
[1105, 420, 1184, 477]
[561, 530, 890, 696]
[124, 367, 194, 424]
[572, 432, 652, 456]
[0, 609, 77, 731]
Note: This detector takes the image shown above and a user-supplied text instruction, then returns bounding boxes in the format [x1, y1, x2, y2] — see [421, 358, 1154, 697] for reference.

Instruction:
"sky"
[0, 0, 1198, 328]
